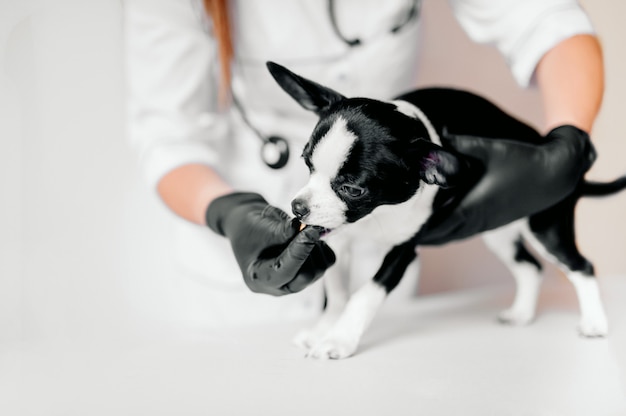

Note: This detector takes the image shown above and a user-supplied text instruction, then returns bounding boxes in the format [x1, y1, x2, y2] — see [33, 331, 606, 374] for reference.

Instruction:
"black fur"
[514, 238, 543, 271]
[528, 192, 595, 276]
[397, 88, 542, 143]
[373, 241, 418, 293]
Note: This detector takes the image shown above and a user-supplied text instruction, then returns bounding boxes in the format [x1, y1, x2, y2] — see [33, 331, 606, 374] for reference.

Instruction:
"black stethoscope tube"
[232, 95, 290, 169]
[327, 0, 420, 47]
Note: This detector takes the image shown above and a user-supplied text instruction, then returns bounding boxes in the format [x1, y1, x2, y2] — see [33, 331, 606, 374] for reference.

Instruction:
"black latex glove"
[418, 125, 597, 245]
[205, 192, 336, 295]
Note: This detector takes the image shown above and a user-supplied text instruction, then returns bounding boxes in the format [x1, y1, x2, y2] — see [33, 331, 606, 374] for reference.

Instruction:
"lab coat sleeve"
[124, 0, 228, 190]
[449, 0, 595, 87]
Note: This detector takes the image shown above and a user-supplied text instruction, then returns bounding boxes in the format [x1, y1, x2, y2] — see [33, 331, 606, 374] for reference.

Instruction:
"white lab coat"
[124, 0, 594, 327]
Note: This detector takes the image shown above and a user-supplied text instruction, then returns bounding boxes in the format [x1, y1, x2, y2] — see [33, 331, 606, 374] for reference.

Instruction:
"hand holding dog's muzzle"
[206, 192, 335, 295]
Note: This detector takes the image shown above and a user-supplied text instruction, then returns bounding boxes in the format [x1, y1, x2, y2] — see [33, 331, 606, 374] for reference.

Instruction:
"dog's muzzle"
[292, 198, 334, 237]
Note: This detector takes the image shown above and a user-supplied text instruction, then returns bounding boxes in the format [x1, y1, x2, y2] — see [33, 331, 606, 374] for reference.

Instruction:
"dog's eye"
[340, 184, 366, 198]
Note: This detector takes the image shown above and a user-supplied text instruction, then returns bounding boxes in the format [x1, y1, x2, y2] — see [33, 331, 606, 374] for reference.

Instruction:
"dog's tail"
[581, 175, 626, 197]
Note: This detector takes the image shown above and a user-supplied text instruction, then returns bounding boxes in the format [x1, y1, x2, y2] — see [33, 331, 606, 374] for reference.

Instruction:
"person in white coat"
[124, 0, 604, 326]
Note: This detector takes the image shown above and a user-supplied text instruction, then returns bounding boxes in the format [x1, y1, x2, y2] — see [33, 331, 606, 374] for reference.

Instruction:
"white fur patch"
[335, 183, 439, 246]
[311, 117, 356, 178]
[306, 281, 388, 359]
[335, 280, 388, 335]
[568, 272, 608, 337]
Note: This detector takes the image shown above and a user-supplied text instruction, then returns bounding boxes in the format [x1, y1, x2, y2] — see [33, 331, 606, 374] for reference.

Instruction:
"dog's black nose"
[291, 199, 310, 220]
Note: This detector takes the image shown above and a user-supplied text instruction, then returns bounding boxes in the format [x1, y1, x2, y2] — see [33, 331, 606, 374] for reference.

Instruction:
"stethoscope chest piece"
[261, 135, 290, 169]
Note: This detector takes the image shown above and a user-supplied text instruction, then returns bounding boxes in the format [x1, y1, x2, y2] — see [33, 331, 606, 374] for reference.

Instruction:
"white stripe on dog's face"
[312, 117, 356, 177]
[294, 117, 356, 229]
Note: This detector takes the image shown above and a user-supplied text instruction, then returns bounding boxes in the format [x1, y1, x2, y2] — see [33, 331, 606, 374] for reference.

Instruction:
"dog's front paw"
[497, 308, 535, 326]
[578, 317, 608, 338]
[306, 335, 358, 360]
[292, 316, 340, 350]
[293, 328, 326, 350]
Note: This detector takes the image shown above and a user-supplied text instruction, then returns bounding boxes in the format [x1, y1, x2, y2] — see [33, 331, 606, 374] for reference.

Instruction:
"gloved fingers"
[228, 204, 298, 264]
[544, 125, 596, 172]
[274, 226, 323, 285]
[254, 205, 299, 244]
[243, 262, 286, 296]
[308, 240, 336, 270]
[281, 241, 336, 294]
[245, 226, 321, 294]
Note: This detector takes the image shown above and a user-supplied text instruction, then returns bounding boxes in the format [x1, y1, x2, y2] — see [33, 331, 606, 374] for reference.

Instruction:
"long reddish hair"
[203, 0, 233, 103]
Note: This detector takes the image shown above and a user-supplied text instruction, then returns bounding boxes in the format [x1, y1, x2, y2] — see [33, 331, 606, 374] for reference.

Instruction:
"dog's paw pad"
[497, 309, 535, 326]
[578, 319, 608, 338]
[306, 337, 357, 360]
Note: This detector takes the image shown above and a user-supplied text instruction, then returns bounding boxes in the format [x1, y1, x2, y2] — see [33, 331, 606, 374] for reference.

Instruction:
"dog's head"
[267, 62, 463, 234]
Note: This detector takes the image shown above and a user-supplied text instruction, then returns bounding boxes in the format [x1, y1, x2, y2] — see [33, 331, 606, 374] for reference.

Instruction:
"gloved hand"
[205, 192, 336, 295]
[418, 125, 596, 245]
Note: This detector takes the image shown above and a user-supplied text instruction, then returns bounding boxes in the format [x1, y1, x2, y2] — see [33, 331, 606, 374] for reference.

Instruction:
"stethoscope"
[234, 0, 421, 169]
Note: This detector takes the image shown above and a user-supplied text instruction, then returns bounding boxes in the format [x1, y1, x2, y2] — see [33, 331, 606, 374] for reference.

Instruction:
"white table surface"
[3, 277, 626, 416]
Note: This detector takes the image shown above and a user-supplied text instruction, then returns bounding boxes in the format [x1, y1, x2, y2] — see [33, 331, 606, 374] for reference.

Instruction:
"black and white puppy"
[267, 62, 626, 360]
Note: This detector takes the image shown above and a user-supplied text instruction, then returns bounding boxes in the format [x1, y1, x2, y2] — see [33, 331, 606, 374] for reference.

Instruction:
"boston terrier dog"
[267, 62, 626, 359]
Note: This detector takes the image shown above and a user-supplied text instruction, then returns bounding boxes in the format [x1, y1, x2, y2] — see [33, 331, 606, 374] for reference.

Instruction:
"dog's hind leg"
[524, 197, 608, 337]
[483, 220, 544, 326]
[306, 242, 417, 359]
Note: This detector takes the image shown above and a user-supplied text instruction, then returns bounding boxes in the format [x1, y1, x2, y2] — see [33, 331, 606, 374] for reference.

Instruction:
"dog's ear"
[267, 61, 345, 115]
[410, 140, 464, 189]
